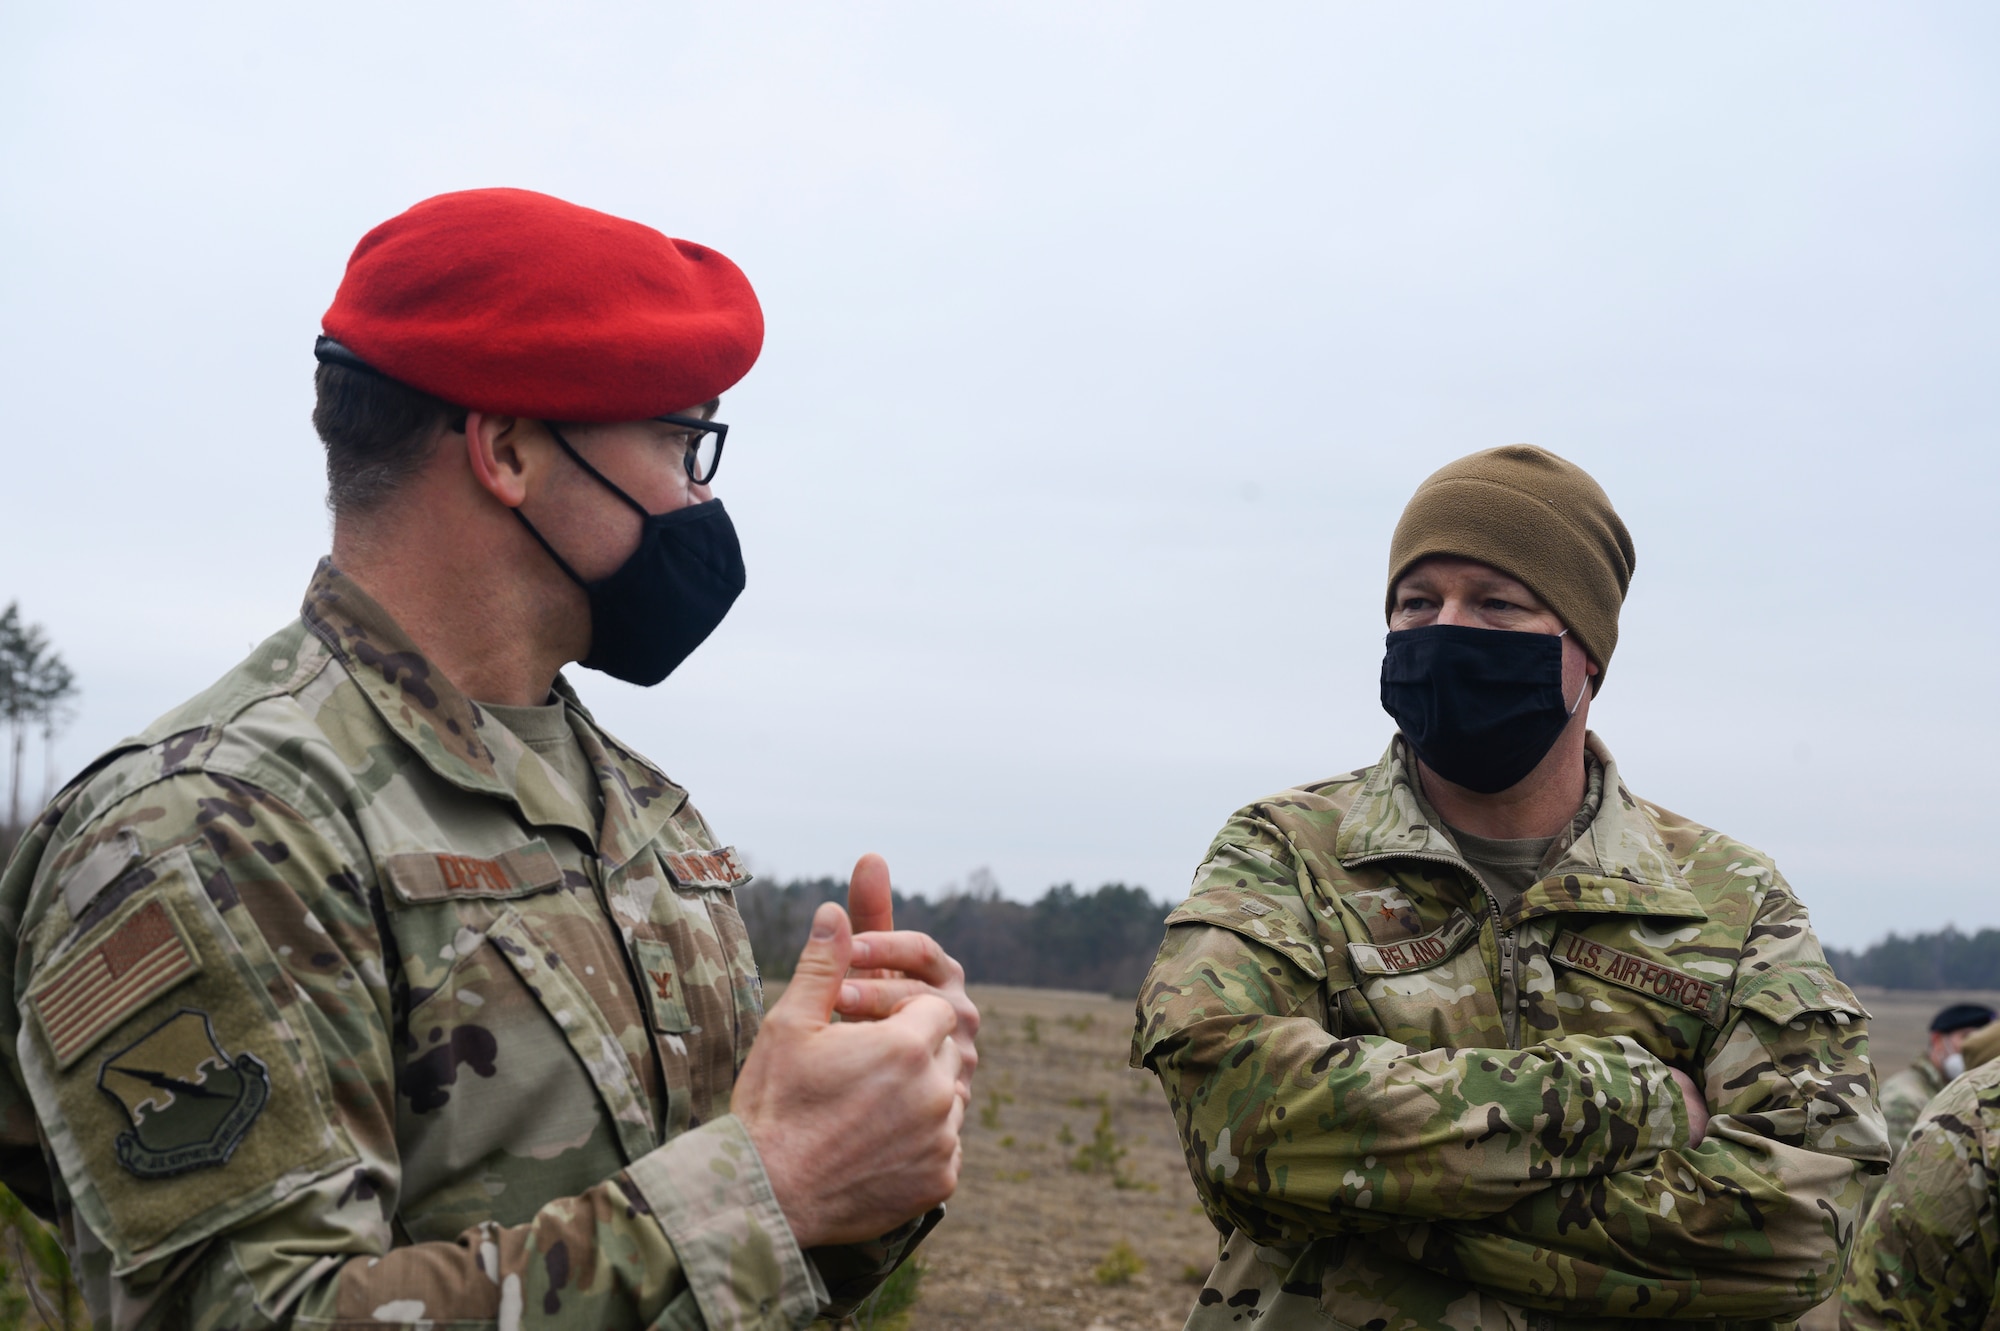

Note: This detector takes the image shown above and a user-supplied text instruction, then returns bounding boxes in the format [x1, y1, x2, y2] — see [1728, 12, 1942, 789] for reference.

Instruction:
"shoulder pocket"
[1164, 890, 1340, 985]
[22, 844, 354, 1273]
[1732, 962, 1870, 1027]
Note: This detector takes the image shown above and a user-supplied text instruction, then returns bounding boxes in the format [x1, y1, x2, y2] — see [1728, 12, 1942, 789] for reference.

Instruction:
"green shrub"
[978, 1089, 1014, 1130]
[1093, 1240, 1144, 1286]
[0, 1183, 84, 1328]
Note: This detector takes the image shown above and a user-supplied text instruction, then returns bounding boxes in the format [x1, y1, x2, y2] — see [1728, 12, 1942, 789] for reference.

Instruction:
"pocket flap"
[1164, 889, 1333, 983]
[1733, 963, 1870, 1027]
[383, 841, 562, 904]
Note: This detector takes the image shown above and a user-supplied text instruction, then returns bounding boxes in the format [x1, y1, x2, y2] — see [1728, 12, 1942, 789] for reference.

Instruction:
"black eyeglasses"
[654, 413, 728, 485]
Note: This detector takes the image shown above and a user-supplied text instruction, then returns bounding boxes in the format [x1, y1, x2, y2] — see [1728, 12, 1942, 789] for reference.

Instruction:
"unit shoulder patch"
[1550, 928, 1728, 1028]
[1347, 909, 1478, 977]
[97, 1010, 269, 1179]
[30, 899, 201, 1070]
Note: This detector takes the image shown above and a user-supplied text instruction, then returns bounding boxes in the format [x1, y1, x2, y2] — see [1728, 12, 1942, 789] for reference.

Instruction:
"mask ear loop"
[510, 422, 655, 590]
[1556, 628, 1590, 716]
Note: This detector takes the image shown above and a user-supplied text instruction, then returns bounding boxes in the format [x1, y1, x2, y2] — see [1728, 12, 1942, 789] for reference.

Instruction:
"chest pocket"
[384, 841, 661, 1237]
[1342, 908, 1504, 1047]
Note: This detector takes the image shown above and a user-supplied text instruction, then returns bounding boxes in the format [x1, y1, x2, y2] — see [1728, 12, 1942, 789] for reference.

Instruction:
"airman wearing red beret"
[0, 188, 974, 1329]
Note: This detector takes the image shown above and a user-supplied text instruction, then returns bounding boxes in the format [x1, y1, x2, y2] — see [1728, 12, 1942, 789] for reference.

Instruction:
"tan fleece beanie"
[1386, 445, 1636, 685]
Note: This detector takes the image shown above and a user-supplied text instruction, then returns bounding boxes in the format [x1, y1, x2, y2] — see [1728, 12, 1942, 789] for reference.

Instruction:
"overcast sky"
[3, 4, 1995, 949]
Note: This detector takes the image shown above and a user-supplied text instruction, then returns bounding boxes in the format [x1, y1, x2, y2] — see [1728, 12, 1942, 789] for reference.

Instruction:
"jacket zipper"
[1347, 849, 1520, 1049]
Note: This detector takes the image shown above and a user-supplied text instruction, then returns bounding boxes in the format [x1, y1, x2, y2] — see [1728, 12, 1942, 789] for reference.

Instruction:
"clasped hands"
[732, 854, 979, 1249]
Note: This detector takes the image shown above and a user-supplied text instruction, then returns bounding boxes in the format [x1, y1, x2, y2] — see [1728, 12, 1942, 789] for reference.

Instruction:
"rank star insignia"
[97, 1009, 270, 1178]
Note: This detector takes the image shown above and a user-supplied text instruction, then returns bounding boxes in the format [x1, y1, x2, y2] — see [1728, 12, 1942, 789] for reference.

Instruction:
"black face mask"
[1380, 624, 1586, 795]
[515, 427, 746, 687]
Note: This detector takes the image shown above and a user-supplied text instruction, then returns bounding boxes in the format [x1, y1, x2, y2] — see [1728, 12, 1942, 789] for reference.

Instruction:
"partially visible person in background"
[1963, 1019, 2000, 1078]
[1879, 1003, 1994, 1158]
[1841, 1057, 2000, 1329]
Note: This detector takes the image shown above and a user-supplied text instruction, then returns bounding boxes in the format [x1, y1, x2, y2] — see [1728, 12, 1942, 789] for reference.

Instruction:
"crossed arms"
[1133, 838, 1884, 1320]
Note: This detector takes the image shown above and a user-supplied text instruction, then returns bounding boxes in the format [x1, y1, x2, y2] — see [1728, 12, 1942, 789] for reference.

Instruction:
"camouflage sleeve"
[4, 773, 820, 1330]
[804, 1210, 942, 1320]
[1879, 1070, 1930, 1158]
[1135, 837, 1691, 1245]
[1430, 874, 1885, 1320]
[1841, 1064, 2000, 1331]
[227, 1116, 818, 1330]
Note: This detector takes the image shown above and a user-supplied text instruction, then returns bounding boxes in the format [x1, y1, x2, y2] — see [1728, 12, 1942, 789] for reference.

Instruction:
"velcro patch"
[1348, 909, 1477, 976]
[662, 846, 747, 889]
[1550, 929, 1727, 1028]
[383, 841, 562, 903]
[98, 1009, 269, 1178]
[61, 828, 142, 919]
[30, 901, 201, 1070]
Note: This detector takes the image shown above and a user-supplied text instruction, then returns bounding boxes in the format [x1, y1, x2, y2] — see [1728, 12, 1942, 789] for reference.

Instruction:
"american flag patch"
[30, 901, 200, 1070]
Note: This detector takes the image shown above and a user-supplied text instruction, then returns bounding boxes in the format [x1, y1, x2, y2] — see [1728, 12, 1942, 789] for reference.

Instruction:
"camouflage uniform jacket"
[1132, 735, 1887, 1330]
[1878, 1057, 1946, 1159]
[0, 561, 924, 1330]
[1841, 1057, 2000, 1329]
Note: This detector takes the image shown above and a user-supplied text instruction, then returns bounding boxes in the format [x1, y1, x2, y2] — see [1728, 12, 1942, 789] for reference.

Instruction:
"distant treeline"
[1826, 927, 2000, 991]
[737, 878, 1172, 997]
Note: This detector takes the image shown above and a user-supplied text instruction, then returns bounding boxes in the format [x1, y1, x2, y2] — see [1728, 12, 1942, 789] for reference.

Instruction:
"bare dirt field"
[908, 984, 1217, 1331]
[899, 983, 2000, 1331]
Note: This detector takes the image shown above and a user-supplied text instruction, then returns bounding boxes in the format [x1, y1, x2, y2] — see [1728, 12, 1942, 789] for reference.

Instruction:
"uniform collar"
[1335, 731, 1704, 924]
[300, 559, 685, 867]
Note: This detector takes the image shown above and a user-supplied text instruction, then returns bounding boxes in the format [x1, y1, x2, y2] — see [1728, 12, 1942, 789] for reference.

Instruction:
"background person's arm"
[1840, 1067, 2000, 1330]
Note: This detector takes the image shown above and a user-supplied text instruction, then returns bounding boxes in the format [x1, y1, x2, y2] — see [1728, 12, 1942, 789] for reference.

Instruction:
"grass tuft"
[1093, 1240, 1145, 1286]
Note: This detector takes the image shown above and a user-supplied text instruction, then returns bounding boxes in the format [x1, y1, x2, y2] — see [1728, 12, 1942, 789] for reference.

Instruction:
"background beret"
[1930, 1003, 1995, 1034]
[321, 188, 763, 422]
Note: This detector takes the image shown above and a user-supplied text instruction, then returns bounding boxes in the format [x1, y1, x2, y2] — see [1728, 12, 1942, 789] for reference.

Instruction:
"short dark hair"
[312, 363, 463, 514]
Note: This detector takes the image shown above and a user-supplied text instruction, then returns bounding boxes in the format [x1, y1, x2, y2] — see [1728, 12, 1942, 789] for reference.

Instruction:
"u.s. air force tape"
[1550, 929, 1728, 1028]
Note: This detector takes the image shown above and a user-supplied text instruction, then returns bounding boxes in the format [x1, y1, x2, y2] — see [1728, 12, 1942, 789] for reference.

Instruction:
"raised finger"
[847, 853, 895, 936]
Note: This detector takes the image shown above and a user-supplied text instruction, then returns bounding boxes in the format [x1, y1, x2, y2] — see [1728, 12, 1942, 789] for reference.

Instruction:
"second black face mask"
[515, 428, 747, 687]
[1380, 624, 1582, 795]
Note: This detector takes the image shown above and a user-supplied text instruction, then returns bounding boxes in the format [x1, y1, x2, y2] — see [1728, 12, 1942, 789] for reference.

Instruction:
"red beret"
[321, 188, 763, 421]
